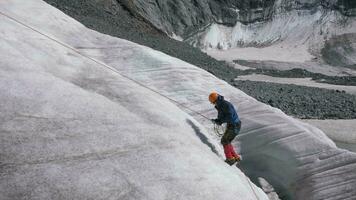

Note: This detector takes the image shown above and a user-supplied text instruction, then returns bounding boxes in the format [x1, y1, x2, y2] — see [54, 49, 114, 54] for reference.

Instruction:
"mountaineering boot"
[235, 154, 242, 162]
[224, 144, 239, 165]
[225, 157, 238, 166]
[227, 144, 241, 162]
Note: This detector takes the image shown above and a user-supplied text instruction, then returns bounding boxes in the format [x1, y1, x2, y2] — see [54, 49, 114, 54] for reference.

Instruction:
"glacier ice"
[0, 1, 268, 200]
[1, 1, 356, 200]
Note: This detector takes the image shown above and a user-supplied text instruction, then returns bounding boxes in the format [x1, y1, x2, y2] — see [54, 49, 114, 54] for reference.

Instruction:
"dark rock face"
[119, 0, 213, 37]
[321, 33, 356, 69]
[117, 0, 355, 38]
[233, 0, 275, 24]
[335, 0, 356, 16]
[117, 0, 275, 36]
[118, 0, 275, 37]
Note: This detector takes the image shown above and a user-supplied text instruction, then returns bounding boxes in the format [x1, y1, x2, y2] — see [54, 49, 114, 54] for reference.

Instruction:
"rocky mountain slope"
[118, 0, 356, 39]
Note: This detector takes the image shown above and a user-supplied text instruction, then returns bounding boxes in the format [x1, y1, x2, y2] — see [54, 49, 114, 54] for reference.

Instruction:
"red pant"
[223, 144, 239, 159]
[221, 123, 241, 159]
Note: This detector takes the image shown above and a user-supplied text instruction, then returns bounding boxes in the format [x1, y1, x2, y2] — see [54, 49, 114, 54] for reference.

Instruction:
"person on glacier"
[209, 92, 242, 166]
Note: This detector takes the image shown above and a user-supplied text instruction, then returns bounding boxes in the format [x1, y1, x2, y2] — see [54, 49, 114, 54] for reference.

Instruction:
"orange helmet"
[209, 92, 219, 104]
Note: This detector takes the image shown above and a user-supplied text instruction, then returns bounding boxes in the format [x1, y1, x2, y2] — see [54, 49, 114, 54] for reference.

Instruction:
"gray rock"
[119, 0, 213, 37]
[321, 33, 356, 69]
[116, 0, 356, 38]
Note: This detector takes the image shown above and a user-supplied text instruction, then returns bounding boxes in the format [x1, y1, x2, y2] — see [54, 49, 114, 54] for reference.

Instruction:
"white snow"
[1, 1, 356, 200]
[206, 44, 314, 63]
[236, 74, 356, 95]
[170, 33, 184, 41]
[206, 52, 356, 76]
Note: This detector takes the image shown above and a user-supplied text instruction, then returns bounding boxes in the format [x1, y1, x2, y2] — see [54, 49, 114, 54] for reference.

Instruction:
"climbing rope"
[246, 176, 260, 200]
[213, 123, 225, 137]
[0, 10, 211, 121]
[0, 11, 260, 199]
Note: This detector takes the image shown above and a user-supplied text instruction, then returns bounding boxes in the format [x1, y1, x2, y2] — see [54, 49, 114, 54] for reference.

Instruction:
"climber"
[209, 92, 242, 166]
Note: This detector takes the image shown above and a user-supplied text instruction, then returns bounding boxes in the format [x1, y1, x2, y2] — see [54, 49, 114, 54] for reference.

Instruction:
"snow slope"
[236, 74, 356, 95]
[1, 1, 356, 200]
[0, 1, 267, 200]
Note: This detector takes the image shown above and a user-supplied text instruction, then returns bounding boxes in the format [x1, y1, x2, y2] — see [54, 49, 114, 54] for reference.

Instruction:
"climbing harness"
[0, 11, 260, 200]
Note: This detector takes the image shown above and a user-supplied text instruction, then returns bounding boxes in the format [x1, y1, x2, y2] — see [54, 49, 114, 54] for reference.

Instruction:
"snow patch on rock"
[188, 6, 356, 68]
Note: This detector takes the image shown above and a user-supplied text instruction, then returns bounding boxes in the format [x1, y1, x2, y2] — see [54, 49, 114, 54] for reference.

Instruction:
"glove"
[211, 118, 222, 125]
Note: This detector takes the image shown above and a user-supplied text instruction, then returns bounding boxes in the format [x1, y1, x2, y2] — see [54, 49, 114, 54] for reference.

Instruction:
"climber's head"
[209, 92, 219, 104]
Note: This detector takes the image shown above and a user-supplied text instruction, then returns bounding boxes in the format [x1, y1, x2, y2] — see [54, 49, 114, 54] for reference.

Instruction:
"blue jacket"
[215, 95, 240, 125]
